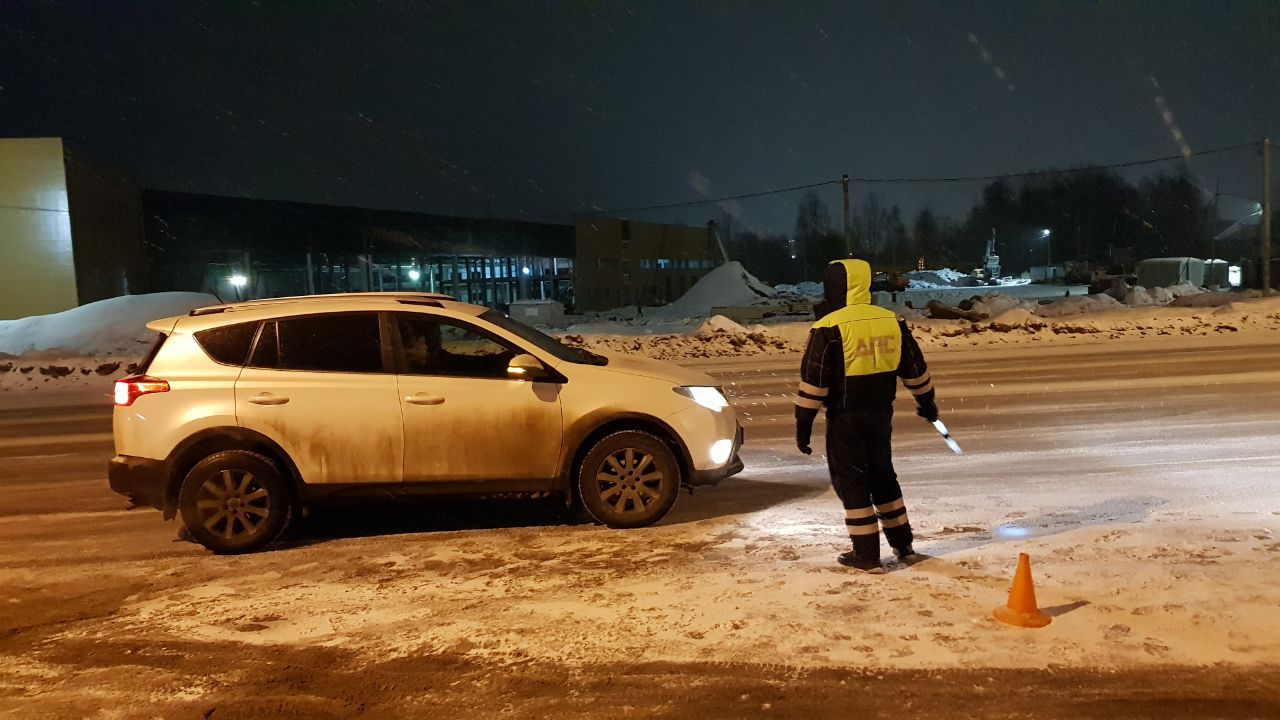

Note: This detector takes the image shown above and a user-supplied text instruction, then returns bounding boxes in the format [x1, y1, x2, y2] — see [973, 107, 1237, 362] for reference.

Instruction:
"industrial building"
[1, 137, 721, 319]
[0, 138, 146, 319]
[142, 191, 576, 309]
[572, 217, 725, 311]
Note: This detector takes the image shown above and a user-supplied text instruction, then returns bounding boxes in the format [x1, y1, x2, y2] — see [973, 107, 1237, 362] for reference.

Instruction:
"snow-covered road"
[1, 334, 1279, 716]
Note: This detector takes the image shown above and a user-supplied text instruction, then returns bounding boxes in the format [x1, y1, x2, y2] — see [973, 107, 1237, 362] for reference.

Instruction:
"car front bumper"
[686, 424, 744, 487]
[108, 455, 167, 511]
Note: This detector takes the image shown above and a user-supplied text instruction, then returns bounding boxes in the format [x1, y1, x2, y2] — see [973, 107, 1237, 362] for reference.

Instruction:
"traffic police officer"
[795, 259, 937, 571]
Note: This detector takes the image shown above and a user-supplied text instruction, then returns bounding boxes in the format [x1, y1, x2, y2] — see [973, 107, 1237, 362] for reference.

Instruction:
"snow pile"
[969, 294, 1034, 317]
[647, 261, 776, 318]
[984, 307, 1041, 328]
[559, 314, 800, 360]
[773, 281, 824, 300]
[1122, 286, 1163, 307]
[1169, 290, 1256, 308]
[0, 292, 217, 358]
[693, 315, 750, 336]
[1035, 293, 1125, 317]
[1168, 282, 1205, 299]
[908, 268, 977, 289]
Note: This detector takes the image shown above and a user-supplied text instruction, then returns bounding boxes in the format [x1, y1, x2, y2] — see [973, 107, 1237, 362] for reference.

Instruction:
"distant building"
[0, 138, 146, 319]
[574, 217, 724, 311]
[142, 192, 575, 309]
[1, 136, 721, 318]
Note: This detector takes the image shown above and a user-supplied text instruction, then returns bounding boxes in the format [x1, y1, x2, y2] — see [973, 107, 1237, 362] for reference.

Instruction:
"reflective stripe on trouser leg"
[845, 507, 879, 536]
[845, 506, 881, 561]
[874, 497, 913, 551]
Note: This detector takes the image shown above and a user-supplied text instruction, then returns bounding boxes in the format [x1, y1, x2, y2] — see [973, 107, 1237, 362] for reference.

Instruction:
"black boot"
[838, 535, 884, 572]
[837, 550, 884, 572]
[892, 545, 924, 565]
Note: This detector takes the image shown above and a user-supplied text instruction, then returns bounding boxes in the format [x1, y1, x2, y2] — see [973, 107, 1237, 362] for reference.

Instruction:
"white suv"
[109, 293, 743, 553]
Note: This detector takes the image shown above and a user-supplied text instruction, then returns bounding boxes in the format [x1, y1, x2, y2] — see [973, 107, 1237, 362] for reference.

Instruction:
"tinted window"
[397, 313, 514, 379]
[135, 332, 168, 374]
[248, 321, 279, 369]
[274, 314, 383, 373]
[195, 322, 259, 366]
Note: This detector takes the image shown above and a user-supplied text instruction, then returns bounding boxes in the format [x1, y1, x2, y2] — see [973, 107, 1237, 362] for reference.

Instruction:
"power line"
[531, 141, 1260, 219]
[537, 180, 841, 219]
[845, 142, 1261, 184]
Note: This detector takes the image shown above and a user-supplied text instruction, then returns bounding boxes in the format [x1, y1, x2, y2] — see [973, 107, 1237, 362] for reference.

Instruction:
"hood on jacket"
[813, 259, 872, 320]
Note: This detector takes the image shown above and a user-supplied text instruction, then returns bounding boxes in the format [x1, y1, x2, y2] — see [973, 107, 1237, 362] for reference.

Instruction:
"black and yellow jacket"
[795, 259, 935, 433]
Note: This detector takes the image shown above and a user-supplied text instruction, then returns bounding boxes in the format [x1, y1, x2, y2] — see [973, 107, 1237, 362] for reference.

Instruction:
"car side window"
[396, 313, 516, 379]
[248, 321, 279, 369]
[196, 321, 260, 366]
[251, 313, 384, 373]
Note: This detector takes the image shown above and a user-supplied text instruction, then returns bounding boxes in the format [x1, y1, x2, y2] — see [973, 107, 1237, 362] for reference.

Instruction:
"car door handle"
[248, 393, 290, 406]
[405, 393, 445, 406]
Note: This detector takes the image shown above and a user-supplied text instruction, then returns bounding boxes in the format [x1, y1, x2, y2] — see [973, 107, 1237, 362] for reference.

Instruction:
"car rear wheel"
[178, 450, 294, 554]
[577, 431, 681, 529]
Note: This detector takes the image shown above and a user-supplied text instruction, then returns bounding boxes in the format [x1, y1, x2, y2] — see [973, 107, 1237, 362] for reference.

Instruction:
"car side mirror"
[507, 353, 548, 382]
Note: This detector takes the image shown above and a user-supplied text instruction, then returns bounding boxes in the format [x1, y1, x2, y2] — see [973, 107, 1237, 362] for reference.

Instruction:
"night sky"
[3, 1, 1278, 234]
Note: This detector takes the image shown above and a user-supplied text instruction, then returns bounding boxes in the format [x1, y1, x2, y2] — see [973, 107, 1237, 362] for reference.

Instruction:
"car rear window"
[195, 322, 260, 366]
[135, 332, 168, 374]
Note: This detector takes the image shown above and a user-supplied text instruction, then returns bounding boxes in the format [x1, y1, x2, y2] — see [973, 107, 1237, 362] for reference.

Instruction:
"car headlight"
[674, 386, 729, 412]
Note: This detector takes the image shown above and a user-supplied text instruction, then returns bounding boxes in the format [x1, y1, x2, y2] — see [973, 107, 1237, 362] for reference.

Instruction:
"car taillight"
[114, 375, 170, 406]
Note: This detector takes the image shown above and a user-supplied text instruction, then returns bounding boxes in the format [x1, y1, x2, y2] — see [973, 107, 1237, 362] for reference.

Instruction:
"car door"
[393, 311, 563, 483]
[235, 312, 404, 485]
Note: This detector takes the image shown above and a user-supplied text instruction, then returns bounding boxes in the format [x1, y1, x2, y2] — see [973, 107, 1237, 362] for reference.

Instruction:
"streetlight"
[1039, 228, 1052, 268]
[408, 269, 421, 282]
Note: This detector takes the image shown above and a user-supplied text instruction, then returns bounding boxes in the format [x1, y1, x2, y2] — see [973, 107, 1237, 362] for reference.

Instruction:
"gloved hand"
[916, 401, 939, 423]
[796, 427, 812, 455]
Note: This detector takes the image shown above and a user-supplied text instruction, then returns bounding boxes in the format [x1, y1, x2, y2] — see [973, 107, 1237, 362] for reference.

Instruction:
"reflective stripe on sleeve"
[798, 381, 829, 397]
[795, 396, 823, 410]
[907, 381, 934, 396]
[903, 371, 931, 387]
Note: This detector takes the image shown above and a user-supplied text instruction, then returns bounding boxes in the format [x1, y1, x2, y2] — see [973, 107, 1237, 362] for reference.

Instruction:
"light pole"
[1040, 228, 1052, 271]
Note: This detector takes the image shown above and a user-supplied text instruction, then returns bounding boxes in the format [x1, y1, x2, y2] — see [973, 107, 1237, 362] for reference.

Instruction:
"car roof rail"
[188, 292, 456, 316]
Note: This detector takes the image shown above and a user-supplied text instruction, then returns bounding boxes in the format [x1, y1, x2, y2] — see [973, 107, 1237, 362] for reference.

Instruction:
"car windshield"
[480, 310, 607, 366]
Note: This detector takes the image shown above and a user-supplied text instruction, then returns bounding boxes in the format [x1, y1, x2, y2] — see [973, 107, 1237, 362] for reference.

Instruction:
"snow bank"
[1035, 293, 1125, 318]
[908, 268, 978, 289]
[773, 281, 823, 300]
[0, 292, 218, 357]
[559, 314, 800, 360]
[647, 261, 776, 318]
[969, 295, 1034, 317]
[1169, 290, 1256, 308]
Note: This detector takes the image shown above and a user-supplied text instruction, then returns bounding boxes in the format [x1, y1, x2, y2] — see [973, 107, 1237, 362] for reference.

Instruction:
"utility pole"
[841, 174, 852, 258]
[1264, 138, 1272, 296]
[1210, 180, 1220, 271]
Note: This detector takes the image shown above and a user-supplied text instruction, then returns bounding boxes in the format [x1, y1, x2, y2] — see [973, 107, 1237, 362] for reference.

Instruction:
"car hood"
[587, 353, 717, 387]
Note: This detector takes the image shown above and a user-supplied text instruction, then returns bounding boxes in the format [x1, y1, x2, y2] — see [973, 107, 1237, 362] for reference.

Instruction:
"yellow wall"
[0, 138, 77, 320]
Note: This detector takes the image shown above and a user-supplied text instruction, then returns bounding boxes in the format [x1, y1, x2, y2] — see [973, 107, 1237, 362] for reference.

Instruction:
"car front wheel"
[577, 431, 681, 529]
[178, 450, 294, 554]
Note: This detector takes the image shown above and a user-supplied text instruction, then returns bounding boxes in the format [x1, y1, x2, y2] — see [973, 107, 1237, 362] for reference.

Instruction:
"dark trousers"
[826, 408, 913, 560]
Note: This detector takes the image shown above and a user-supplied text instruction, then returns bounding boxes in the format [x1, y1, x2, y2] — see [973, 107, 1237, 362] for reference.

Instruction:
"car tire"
[178, 450, 294, 554]
[577, 431, 681, 529]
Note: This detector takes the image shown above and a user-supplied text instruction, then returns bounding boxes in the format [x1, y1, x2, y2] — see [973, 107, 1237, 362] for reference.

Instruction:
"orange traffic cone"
[993, 552, 1051, 628]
